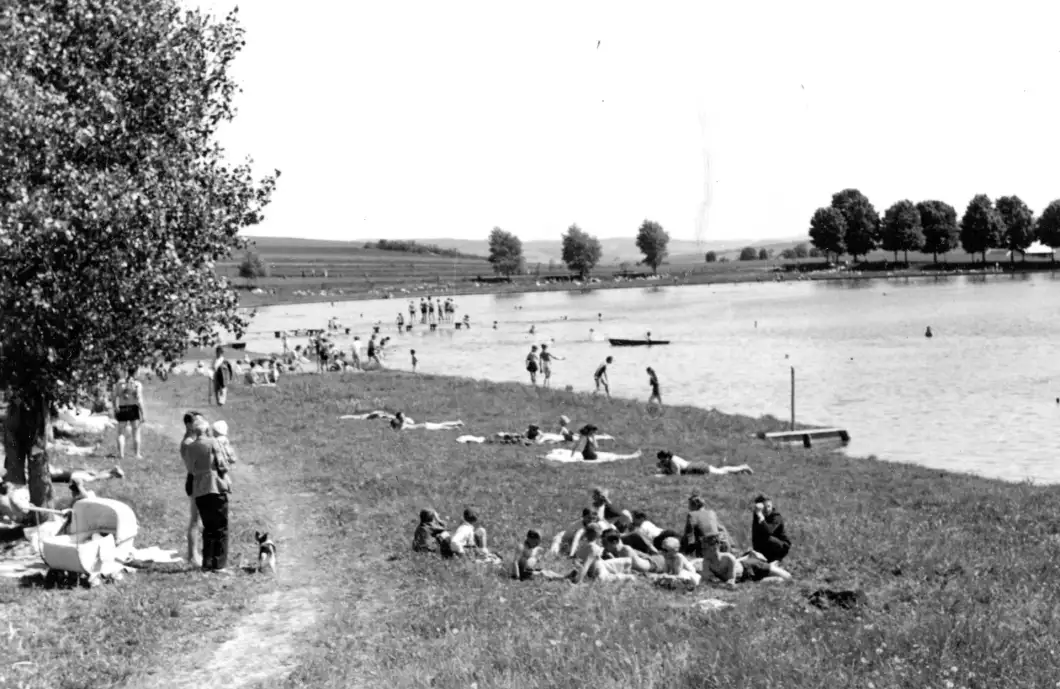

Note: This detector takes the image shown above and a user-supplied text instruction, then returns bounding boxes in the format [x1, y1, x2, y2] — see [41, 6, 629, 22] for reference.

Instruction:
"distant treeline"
[365, 239, 484, 260]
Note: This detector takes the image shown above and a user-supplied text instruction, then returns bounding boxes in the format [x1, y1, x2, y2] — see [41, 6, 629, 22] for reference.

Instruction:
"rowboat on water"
[608, 338, 671, 347]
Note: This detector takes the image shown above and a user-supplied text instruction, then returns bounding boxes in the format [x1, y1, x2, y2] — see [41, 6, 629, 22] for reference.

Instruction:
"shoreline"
[235, 262, 1053, 310]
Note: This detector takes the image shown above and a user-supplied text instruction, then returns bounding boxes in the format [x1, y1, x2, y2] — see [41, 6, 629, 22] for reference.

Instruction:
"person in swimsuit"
[594, 356, 613, 399]
[646, 367, 662, 408]
[573, 424, 601, 460]
[702, 532, 792, 586]
[656, 450, 754, 476]
[410, 349, 418, 373]
[526, 345, 540, 385]
[112, 367, 145, 461]
[540, 344, 563, 387]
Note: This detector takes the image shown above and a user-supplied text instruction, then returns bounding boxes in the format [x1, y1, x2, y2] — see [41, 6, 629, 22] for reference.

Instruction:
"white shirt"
[352, 340, 364, 358]
[635, 520, 663, 542]
[451, 522, 477, 551]
[671, 455, 690, 471]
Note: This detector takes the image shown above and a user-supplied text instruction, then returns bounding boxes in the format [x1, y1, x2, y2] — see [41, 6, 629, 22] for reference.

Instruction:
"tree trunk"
[893, 250, 898, 263]
[4, 395, 53, 508]
[932, 251, 938, 264]
[904, 249, 909, 265]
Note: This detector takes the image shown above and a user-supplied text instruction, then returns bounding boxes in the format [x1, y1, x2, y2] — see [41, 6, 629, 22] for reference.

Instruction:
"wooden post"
[790, 366, 795, 431]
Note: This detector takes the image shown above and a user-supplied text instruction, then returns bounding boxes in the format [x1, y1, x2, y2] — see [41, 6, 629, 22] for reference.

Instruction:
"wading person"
[526, 345, 540, 386]
[646, 367, 662, 409]
[540, 344, 563, 387]
[112, 367, 145, 461]
[185, 416, 232, 573]
[594, 356, 613, 400]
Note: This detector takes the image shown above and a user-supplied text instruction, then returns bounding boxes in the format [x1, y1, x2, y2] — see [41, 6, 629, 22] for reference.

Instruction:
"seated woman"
[683, 494, 736, 556]
[656, 450, 754, 476]
[511, 529, 566, 580]
[547, 429, 640, 462]
[412, 509, 448, 553]
[701, 532, 791, 586]
[572, 424, 602, 460]
[549, 507, 609, 557]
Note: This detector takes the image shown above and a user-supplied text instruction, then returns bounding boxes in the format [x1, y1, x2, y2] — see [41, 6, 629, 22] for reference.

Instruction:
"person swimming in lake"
[925, 326, 933, 338]
[656, 450, 754, 477]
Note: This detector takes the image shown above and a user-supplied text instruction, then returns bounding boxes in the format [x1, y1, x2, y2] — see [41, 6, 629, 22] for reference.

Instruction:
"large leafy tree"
[634, 219, 669, 273]
[881, 199, 924, 264]
[959, 194, 1004, 262]
[1036, 200, 1060, 262]
[808, 207, 846, 261]
[561, 224, 602, 279]
[995, 195, 1035, 264]
[738, 247, 757, 261]
[916, 200, 959, 263]
[487, 227, 524, 277]
[0, 2, 277, 507]
[831, 189, 880, 261]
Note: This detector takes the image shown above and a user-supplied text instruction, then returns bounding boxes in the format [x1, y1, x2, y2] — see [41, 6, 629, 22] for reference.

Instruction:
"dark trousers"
[756, 537, 790, 563]
[195, 493, 229, 570]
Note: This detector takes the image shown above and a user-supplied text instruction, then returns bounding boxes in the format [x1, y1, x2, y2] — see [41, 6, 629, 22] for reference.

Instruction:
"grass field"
[5, 371, 1060, 688]
[225, 236, 1059, 308]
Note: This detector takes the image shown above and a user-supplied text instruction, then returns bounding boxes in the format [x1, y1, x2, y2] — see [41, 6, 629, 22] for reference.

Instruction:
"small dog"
[255, 531, 278, 574]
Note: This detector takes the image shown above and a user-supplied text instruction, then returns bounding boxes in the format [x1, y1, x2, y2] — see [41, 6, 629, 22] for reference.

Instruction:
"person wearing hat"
[751, 495, 791, 563]
[449, 507, 491, 559]
[184, 415, 232, 573]
[656, 450, 754, 477]
[412, 509, 449, 552]
[682, 494, 734, 557]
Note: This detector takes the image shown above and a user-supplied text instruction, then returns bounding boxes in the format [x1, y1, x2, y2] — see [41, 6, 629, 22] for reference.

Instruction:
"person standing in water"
[646, 367, 662, 408]
[594, 356, 613, 400]
[525, 345, 540, 386]
[540, 344, 563, 387]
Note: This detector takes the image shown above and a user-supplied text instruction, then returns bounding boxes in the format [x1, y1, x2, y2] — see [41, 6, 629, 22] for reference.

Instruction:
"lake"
[235, 273, 1060, 485]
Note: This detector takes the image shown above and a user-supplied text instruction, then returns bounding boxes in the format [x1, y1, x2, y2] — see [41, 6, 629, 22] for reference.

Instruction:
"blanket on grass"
[541, 449, 642, 464]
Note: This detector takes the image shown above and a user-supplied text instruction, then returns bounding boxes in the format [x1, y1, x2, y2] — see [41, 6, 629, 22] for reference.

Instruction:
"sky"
[191, 0, 1060, 244]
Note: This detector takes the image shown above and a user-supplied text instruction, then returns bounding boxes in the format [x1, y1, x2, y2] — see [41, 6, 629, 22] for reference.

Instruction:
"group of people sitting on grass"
[412, 486, 793, 589]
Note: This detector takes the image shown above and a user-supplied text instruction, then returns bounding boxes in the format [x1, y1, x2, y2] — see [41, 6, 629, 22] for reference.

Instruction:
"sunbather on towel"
[390, 412, 464, 431]
[656, 451, 754, 476]
[543, 448, 642, 463]
[526, 423, 614, 444]
[340, 410, 396, 421]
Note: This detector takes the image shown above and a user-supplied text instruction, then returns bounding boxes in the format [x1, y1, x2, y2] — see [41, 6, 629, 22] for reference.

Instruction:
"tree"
[705, 251, 718, 263]
[487, 227, 524, 276]
[831, 189, 880, 261]
[739, 247, 758, 261]
[1036, 200, 1060, 263]
[995, 195, 1035, 264]
[238, 251, 270, 282]
[916, 200, 959, 264]
[808, 207, 847, 261]
[757, 248, 772, 260]
[0, 2, 277, 507]
[959, 194, 1004, 262]
[793, 243, 809, 258]
[635, 219, 670, 273]
[780, 249, 796, 260]
[808, 247, 822, 258]
[881, 200, 924, 264]
[561, 224, 602, 279]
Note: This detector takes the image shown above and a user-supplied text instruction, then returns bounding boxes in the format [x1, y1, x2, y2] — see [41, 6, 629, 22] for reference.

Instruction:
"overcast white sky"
[193, 0, 1060, 243]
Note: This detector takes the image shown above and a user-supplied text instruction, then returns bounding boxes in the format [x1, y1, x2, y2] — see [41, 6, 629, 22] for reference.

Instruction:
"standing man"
[112, 367, 145, 461]
[539, 344, 563, 387]
[408, 300, 416, 325]
[420, 298, 428, 324]
[212, 346, 233, 406]
[351, 336, 364, 370]
[646, 367, 662, 409]
[594, 356, 613, 400]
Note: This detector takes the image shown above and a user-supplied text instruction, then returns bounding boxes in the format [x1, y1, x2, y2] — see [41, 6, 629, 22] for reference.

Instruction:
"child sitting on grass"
[511, 529, 565, 580]
[448, 508, 501, 563]
[413, 509, 449, 553]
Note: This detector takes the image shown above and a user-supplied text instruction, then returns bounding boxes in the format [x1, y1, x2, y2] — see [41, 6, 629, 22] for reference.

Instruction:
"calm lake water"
[237, 274, 1060, 485]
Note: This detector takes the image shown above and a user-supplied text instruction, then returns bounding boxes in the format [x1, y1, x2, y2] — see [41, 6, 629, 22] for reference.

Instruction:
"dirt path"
[120, 399, 326, 689]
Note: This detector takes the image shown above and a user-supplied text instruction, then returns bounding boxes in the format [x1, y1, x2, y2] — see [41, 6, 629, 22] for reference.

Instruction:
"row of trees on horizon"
[808, 190, 1060, 264]
[487, 221, 671, 279]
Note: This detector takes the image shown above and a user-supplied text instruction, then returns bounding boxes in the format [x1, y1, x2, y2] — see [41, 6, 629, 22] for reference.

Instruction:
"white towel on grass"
[542, 449, 642, 464]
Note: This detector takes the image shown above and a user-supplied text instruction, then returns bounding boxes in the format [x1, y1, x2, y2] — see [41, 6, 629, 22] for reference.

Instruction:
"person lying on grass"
[656, 450, 754, 477]
[412, 509, 448, 553]
[390, 411, 464, 431]
[751, 494, 791, 563]
[526, 423, 614, 445]
[601, 529, 662, 574]
[701, 532, 792, 587]
[511, 529, 566, 581]
[0, 465, 125, 525]
[568, 523, 635, 583]
[621, 510, 683, 556]
[648, 537, 701, 588]
[447, 508, 500, 563]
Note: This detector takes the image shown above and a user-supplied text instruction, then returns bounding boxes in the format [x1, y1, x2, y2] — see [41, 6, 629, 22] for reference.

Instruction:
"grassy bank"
[7, 372, 1060, 688]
